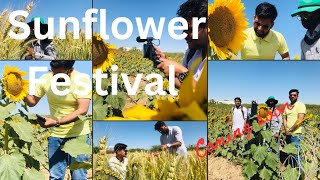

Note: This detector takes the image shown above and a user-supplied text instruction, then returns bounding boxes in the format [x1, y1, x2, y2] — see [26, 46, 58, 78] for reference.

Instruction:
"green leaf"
[221, 149, 227, 157]
[265, 152, 279, 171]
[8, 116, 34, 142]
[283, 165, 299, 180]
[22, 168, 45, 180]
[93, 96, 108, 120]
[252, 121, 262, 132]
[68, 161, 92, 170]
[259, 167, 273, 180]
[244, 160, 258, 179]
[253, 145, 268, 165]
[29, 141, 46, 165]
[261, 130, 273, 143]
[61, 135, 91, 157]
[0, 152, 25, 180]
[283, 143, 298, 155]
[227, 152, 233, 160]
[0, 103, 16, 119]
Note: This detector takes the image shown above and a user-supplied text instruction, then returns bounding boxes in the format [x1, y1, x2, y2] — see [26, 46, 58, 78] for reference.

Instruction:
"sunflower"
[257, 105, 272, 122]
[1, 66, 29, 102]
[106, 58, 207, 120]
[92, 33, 116, 73]
[208, 0, 248, 59]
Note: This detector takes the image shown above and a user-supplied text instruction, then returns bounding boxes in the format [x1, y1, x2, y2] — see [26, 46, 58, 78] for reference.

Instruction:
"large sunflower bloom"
[2, 66, 29, 102]
[257, 105, 272, 122]
[92, 33, 116, 73]
[208, 0, 248, 59]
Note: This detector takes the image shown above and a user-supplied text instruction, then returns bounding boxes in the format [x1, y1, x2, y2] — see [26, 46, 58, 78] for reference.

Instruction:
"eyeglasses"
[254, 21, 270, 30]
[289, 94, 297, 97]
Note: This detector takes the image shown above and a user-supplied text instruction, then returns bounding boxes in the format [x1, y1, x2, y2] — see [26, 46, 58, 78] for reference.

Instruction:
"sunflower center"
[5, 73, 23, 96]
[258, 108, 267, 118]
[93, 36, 109, 66]
[210, 6, 236, 47]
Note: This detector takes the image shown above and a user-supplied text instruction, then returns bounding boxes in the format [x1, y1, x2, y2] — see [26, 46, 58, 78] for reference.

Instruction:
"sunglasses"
[254, 21, 270, 30]
[289, 94, 297, 97]
[297, 12, 313, 21]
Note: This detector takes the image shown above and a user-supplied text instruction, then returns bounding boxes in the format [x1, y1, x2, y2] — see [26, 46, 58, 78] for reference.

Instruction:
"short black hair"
[289, 89, 299, 96]
[154, 121, 166, 131]
[255, 2, 278, 22]
[114, 143, 127, 152]
[50, 60, 75, 69]
[234, 97, 242, 102]
[177, 0, 207, 27]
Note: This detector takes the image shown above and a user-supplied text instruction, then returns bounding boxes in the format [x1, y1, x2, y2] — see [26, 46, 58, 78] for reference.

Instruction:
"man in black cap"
[22, 17, 56, 60]
[265, 96, 282, 140]
[108, 143, 128, 180]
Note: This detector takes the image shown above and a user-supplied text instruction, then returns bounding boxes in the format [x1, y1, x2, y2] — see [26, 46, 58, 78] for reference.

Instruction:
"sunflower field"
[0, 1, 91, 60]
[208, 102, 320, 180]
[94, 136, 207, 180]
[92, 33, 208, 120]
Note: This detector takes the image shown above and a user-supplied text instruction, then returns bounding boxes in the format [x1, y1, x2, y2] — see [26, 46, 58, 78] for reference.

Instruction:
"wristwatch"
[177, 71, 188, 83]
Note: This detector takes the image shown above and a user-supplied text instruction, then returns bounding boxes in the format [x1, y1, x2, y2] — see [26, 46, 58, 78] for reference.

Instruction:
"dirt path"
[208, 156, 243, 180]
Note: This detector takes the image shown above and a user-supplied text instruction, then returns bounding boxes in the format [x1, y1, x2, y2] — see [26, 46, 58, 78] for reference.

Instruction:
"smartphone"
[36, 114, 46, 123]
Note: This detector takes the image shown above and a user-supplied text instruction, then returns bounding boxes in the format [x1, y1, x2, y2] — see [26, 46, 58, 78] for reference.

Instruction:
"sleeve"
[297, 103, 306, 114]
[174, 127, 183, 143]
[34, 75, 46, 98]
[244, 107, 248, 120]
[160, 135, 165, 145]
[278, 33, 289, 55]
[34, 44, 56, 60]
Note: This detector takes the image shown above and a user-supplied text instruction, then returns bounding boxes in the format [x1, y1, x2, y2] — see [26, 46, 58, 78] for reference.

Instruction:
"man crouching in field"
[154, 121, 188, 159]
[24, 60, 91, 180]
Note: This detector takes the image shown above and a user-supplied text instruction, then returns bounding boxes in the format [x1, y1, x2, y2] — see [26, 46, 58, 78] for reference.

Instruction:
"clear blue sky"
[209, 61, 320, 105]
[0, 61, 92, 115]
[93, 0, 187, 52]
[240, 0, 305, 59]
[1, 0, 91, 34]
[93, 121, 207, 149]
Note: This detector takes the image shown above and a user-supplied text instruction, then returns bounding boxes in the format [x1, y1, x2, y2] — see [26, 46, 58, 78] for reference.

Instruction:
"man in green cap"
[292, 0, 320, 60]
[21, 17, 56, 60]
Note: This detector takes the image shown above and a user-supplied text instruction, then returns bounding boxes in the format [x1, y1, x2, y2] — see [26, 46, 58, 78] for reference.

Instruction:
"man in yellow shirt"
[283, 89, 306, 174]
[241, 2, 290, 60]
[24, 61, 91, 180]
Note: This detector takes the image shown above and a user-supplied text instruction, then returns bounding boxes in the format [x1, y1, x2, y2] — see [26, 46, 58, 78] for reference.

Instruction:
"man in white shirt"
[108, 143, 128, 180]
[154, 121, 188, 159]
[231, 97, 248, 133]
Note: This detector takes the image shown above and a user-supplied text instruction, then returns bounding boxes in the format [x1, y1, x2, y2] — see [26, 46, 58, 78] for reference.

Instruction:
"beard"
[254, 28, 269, 38]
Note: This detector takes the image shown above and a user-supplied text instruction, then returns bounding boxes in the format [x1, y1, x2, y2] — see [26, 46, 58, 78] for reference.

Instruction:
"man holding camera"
[154, 0, 207, 88]
[24, 61, 91, 180]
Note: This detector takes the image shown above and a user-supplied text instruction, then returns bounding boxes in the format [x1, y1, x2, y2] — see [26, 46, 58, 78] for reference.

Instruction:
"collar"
[251, 27, 272, 42]
[306, 23, 320, 38]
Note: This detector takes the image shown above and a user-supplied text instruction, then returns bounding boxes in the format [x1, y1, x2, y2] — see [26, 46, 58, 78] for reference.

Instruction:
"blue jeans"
[48, 134, 90, 180]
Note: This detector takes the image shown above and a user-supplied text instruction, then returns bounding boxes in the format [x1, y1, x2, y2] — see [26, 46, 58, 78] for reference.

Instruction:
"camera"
[136, 37, 162, 67]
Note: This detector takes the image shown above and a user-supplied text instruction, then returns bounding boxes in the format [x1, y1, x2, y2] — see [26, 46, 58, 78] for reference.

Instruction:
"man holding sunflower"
[241, 2, 290, 60]
[24, 60, 91, 180]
